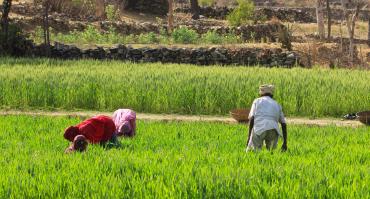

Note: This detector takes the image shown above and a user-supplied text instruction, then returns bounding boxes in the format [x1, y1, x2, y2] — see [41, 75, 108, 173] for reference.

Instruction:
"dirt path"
[0, 110, 365, 127]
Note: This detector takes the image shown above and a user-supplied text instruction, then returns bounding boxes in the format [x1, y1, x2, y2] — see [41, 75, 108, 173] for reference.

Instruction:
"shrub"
[201, 30, 222, 44]
[226, 0, 254, 26]
[80, 25, 103, 43]
[123, 35, 137, 44]
[137, 32, 159, 44]
[106, 26, 125, 44]
[0, 24, 33, 55]
[106, 4, 120, 21]
[223, 31, 242, 44]
[172, 27, 198, 44]
[31, 26, 44, 44]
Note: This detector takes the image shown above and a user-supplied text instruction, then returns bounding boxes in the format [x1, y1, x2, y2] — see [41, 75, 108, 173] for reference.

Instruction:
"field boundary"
[0, 110, 364, 127]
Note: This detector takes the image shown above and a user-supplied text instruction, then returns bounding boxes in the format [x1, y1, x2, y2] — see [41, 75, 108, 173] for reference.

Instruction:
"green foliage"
[105, 26, 123, 44]
[0, 24, 31, 55]
[81, 25, 103, 42]
[137, 32, 159, 44]
[0, 115, 369, 198]
[199, 0, 215, 6]
[227, 0, 255, 26]
[201, 30, 223, 44]
[29, 25, 243, 45]
[172, 27, 199, 44]
[201, 30, 242, 44]
[122, 34, 136, 44]
[38, 25, 126, 45]
[0, 58, 369, 117]
[106, 4, 120, 21]
[223, 31, 242, 44]
[31, 26, 44, 44]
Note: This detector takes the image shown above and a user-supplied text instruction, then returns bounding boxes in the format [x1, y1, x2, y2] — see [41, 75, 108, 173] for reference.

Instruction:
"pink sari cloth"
[112, 109, 136, 137]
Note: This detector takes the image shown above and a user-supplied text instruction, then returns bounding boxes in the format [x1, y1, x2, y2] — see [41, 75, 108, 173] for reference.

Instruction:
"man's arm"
[281, 123, 287, 151]
[247, 116, 254, 147]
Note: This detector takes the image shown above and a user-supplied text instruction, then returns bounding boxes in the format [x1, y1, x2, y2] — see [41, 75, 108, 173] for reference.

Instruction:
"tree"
[226, 0, 254, 26]
[316, 0, 325, 39]
[326, 0, 332, 40]
[168, 0, 174, 34]
[96, 0, 106, 20]
[42, 0, 51, 47]
[367, 12, 369, 47]
[1, 0, 12, 42]
[190, 0, 200, 20]
[341, 0, 367, 65]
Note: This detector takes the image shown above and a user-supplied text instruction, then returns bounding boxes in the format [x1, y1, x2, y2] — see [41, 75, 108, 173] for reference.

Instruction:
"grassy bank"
[0, 58, 369, 117]
[0, 116, 369, 198]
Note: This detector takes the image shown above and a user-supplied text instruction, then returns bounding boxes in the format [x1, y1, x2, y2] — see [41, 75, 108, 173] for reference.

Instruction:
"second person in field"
[112, 109, 137, 137]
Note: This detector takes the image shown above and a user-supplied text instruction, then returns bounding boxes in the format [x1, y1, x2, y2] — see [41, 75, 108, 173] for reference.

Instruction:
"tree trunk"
[96, 0, 106, 20]
[316, 0, 325, 39]
[190, 0, 200, 20]
[168, 0, 174, 34]
[326, 0, 331, 40]
[341, 0, 360, 66]
[367, 13, 370, 47]
[1, 0, 12, 42]
[43, 0, 50, 46]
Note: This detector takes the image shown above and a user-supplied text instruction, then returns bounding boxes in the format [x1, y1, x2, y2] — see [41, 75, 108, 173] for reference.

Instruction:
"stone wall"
[180, 23, 285, 42]
[12, 16, 285, 42]
[121, 0, 169, 16]
[26, 43, 300, 67]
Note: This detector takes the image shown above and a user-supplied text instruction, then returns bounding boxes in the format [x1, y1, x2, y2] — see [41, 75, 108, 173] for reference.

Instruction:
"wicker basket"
[230, 109, 250, 123]
[357, 111, 370, 125]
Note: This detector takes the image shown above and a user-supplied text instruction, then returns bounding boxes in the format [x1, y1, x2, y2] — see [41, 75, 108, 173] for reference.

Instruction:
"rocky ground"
[1, 0, 369, 68]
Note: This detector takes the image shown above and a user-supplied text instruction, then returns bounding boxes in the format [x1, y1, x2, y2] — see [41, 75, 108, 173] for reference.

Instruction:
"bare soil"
[0, 110, 364, 127]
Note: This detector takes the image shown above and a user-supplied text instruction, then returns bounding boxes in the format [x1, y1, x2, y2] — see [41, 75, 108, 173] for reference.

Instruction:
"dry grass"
[276, 0, 316, 7]
[294, 42, 369, 69]
[286, 22, 369, 40]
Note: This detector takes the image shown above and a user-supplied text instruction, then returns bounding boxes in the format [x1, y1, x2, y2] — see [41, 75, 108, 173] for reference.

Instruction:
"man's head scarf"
[259, 84, 275, 95]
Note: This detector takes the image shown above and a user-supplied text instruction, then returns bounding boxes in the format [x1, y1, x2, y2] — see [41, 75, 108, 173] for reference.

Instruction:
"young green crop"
[0, 115, 368, 198]
[0, 58, 369, 117]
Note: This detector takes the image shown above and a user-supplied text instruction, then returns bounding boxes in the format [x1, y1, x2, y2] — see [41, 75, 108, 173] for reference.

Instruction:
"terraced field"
[0, 58, 369, 117]
[0, 115, 369, 198]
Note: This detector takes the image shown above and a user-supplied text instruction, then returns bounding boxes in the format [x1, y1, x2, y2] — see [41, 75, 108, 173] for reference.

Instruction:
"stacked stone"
[29, 43, 301, 68]
[123, 0, 169, 15]
[13, 16, 285, 42]
[255, 8, 315, 23]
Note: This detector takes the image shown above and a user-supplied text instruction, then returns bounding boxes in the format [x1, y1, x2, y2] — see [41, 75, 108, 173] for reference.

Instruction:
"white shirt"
[248, 96, 286, 136]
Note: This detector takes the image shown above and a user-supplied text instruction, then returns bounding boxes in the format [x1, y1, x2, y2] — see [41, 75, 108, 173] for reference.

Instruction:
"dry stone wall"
[121, 0, 169, 16]
[24, 43, 301, 67]
[12, 16, 285, 42]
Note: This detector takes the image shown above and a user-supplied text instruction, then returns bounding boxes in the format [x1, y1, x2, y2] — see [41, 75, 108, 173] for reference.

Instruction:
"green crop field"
[0, 115, 368, 198]
[0, 58, 369, 117]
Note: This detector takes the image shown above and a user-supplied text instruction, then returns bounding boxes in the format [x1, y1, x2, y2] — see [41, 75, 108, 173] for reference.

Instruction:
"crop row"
[0, 116, 369, 198]
[0, 58, 369, 117]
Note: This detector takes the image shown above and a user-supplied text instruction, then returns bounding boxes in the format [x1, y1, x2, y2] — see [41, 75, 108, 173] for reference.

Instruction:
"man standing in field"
[64, 115, 119, 153]
[112, 109, 137, 137]
[246, 84, 287, 152]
